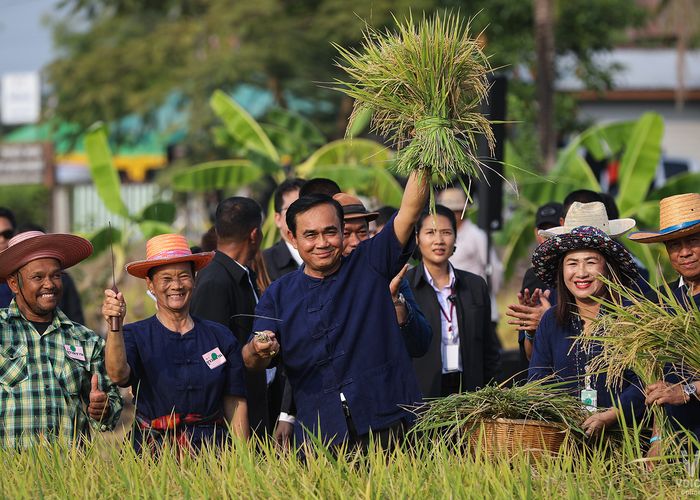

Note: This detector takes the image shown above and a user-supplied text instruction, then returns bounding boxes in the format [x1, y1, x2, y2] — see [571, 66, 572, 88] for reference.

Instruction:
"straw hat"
[436, 188, 468, 212]
[332, 193, 379, 222]
[126, 233, 214, 279]
[0, 231, 93, 281]
[628, 193, 700, 243]
[532, 226, 639, 288]
[539, 202, 636, 238]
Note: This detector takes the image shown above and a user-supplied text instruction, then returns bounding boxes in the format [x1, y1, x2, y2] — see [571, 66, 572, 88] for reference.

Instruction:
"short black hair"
[147, 261, 195, 280]
[286, 194, 344, 236]
[274, 178, 306, 213]
[599, 192, 619, 220]
[562, 190, 603, 218]
[0, 207, 17, 230]
[375, 206, 397, 228]
[416, 204, 458, 234]
[299, 178, 341, 197]
[17, 222, 45, 233]
[215, 197, 262, 242]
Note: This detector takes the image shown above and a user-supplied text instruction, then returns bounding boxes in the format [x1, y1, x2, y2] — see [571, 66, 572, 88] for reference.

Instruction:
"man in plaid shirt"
[0, 231, 122, 447]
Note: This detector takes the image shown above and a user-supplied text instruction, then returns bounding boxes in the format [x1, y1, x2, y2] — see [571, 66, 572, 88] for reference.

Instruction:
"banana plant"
[84, 122, 177, 276]
[496, 112, 700, 284]
[167, 90, 403, 248]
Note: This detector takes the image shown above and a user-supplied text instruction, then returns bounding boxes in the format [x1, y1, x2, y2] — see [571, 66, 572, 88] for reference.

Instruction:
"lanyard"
[437, 287, 458, 342]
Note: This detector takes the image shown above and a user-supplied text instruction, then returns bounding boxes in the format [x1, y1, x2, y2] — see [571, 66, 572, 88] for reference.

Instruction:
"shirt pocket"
[60, 357, 89, 396]
[0, 345, 29, 388]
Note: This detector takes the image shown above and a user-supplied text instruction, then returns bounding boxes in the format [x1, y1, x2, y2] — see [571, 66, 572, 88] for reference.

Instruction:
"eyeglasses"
[0, 230, 14, 240]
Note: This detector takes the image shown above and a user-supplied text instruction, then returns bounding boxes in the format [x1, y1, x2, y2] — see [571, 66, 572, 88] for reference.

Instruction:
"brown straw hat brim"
[0, 233, 93, 281]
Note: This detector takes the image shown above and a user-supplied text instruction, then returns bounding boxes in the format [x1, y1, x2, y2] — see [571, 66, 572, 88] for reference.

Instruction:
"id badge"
[580, 388, 597, 412]
[445, 344, 460, 372]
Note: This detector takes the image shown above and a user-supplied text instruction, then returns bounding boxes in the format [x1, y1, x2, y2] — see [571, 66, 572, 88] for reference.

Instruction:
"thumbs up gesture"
[87, 373, 110, 421]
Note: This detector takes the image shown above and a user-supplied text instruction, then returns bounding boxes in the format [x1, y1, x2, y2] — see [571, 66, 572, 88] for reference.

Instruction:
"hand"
[645, 438, 661, 471]
[87, 373, 110, 421]
[252, 331, 280, 359]
[274, 420, 294, 450]
[646, 381, 688, 406]
[102, 289, 126, 325]
[582, 408, 617, 438]
[505, 288, 551, 332]
[389, 264, 409, 300]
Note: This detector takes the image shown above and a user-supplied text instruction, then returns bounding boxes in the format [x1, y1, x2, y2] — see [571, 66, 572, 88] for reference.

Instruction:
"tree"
[534, 0, 556, 171]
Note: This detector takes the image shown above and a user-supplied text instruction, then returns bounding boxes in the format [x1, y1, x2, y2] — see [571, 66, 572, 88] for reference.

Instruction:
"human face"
[562, 249, 607, 304]
[7, 258, 63, 322]
[417, 214, 456, 267]
[0, 217, 14, 251]
[289, 203, 343, 278]
[665, 233, 700, 288]
[342, 219, 369, 256]
[146, 262, 194, 314]
[274, 189, 300, 243]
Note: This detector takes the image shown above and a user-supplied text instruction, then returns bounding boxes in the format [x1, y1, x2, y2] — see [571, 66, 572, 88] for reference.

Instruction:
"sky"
[0, 0, 62, 75]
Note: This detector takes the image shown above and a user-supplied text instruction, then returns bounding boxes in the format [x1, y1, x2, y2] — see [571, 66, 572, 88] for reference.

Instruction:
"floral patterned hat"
[532, 225, 639, 288]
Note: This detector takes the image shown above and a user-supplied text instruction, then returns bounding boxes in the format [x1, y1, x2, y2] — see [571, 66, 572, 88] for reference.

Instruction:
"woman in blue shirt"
[529, 225, 645, 437]
[102, 234, 249, 453]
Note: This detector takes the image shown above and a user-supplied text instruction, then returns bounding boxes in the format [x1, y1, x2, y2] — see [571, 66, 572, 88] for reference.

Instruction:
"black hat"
[535, 202, 563, 230]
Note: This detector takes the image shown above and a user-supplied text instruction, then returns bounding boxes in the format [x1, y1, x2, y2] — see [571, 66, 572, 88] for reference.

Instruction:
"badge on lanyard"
[580, 388, 597, 412]
[64, 344, 86, 361]
[202, 347, 226, 369]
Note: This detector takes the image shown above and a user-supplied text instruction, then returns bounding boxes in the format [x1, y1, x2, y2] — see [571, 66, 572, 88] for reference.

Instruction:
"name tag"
[202, 347, 226, 369]
[64, 344, 86, 361]
[580, 388, 597, 412]
[445, 343, 460, 372]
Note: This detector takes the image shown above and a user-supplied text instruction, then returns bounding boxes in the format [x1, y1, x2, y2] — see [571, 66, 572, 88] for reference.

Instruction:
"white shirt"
[284, 240, 303, 267]
[424, 264, 461, 373]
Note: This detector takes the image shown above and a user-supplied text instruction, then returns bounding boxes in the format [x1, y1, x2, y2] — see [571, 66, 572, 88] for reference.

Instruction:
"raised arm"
[102, 289, 131, 386]
[393, 170, 431, 247]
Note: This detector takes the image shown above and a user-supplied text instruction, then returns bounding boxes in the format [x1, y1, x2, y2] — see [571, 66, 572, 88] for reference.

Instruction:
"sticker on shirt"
[64, 344, 86, 361]
[202, 347, 226, 369]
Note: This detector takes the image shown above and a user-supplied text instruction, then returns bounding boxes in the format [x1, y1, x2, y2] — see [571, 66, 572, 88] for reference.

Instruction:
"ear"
[287, 229, 298, 250]
[145, 276, 154, 292]
[249, 226, 260, 243]
[6, 273, 19, 294]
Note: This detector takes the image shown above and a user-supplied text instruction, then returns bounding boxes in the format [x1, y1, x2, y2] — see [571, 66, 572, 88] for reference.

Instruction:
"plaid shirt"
[0, 300, 122, 447]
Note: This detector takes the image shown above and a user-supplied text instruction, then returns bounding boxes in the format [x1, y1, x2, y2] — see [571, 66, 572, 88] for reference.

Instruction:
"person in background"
[370, 206, 398, 237]
[528, 224, 644, 437]
[0, 231, 122, 447]
[200, 226, 217, 253]
[407, 205, 500, 397]
[628, 193, 700, 445]
[103, 234, 248, 453]
[298, 177, 340, 198]
[0, 208, 17, 307]
[437, 187, 503, 350]
[507, 202, 562, 365]
[190, 197, 269, 436]
[263, 179, 306, 282]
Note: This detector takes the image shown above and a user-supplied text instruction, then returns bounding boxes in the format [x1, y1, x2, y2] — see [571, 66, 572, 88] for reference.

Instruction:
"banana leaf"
[297, 138, 393, 176]
[87, 225, 123, 260]
[308, 164, 403, 207]
[647, 172, 700, 201]
[83, 123, 129, 218]
[140, 201, 176, 224]
[170, 160, 263, 191]
[138, 221, 176, 240]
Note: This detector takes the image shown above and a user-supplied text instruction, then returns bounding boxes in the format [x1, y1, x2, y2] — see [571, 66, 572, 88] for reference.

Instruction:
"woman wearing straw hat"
[102, 234, 250, 452]
[528, 225, 645, 437]
[628, 193, 700, 445]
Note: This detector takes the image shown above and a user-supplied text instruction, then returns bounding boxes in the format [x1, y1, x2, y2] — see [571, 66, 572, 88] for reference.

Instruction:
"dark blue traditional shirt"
[529, 308, 645, 422]
[252, 215, 422, 445]
[122, 315, 247, 448]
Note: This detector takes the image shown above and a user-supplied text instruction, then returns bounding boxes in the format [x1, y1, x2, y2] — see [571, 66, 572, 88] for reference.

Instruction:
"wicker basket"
[467, 418, 566, 459]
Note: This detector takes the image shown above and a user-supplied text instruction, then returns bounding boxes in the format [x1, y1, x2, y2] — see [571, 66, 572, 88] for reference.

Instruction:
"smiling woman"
[102, 234, 250, 454]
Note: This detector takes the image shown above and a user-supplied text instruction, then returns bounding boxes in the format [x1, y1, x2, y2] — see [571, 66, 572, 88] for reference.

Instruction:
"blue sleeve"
[122, 323, 142, 387]
[365, 214, 416, 279]
[528, 309, 555, 381]
[397, 278, 432, 357]
[251, 286, 280, 341]
[223, 335, 247, 398]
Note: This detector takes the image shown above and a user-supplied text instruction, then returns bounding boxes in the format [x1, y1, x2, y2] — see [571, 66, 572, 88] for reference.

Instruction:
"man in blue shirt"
[242, 171, 429, 447]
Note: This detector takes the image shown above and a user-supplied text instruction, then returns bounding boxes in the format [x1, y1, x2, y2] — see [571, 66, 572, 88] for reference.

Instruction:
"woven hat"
[628, 193, 700, 243]
[332, 193, 378, 222]
[436, 187, 468, 212]
[0, 231, 93, 281]
[126, 233, 214, 279]
[532, 225, 639, 288]
[539, 202, 636, 238]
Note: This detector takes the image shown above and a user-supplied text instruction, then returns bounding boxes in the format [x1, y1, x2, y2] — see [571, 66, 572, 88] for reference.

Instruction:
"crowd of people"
[0, 177, 698, 455]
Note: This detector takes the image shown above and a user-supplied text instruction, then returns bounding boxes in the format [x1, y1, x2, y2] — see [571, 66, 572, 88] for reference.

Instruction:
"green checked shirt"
[0, 300, 123, 448]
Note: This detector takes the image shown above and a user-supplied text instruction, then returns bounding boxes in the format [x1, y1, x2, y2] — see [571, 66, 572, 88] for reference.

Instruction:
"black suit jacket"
[407, 265, 500, 399]
[190, 250, 269, 434]
[263, 240, 299, 283]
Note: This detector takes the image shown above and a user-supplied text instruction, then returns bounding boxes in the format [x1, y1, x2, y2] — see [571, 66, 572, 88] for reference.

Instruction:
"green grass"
[0, 429, 695, 498]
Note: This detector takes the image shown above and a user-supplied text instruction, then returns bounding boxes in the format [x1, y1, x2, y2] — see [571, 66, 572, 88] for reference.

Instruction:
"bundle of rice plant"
[333, 12, 494, 189]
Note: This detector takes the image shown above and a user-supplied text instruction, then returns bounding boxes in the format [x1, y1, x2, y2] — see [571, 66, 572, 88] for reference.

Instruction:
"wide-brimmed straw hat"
[0, 231, 93, 281]
[532, 225, 639, 288]
[628, 193, 700, 243]
[126, 233, 214, 279]
[332, 193, 379, 222]
[539, 201, 636, 238]
[436, 187, 468, 212]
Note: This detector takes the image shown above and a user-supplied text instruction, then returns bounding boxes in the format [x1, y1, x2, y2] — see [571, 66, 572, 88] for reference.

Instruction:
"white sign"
[0, 143, 48, 184]
[1, 72, 41, 125]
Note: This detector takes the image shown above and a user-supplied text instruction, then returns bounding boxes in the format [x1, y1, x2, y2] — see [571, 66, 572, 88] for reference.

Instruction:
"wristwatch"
[682, 383, 698, 402]
[393, 293, 406, 307]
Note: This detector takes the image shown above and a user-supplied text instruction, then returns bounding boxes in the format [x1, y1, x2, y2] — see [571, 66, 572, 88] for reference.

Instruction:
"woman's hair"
[554, 250, 625, 326]
[415, 204, 457, 234]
